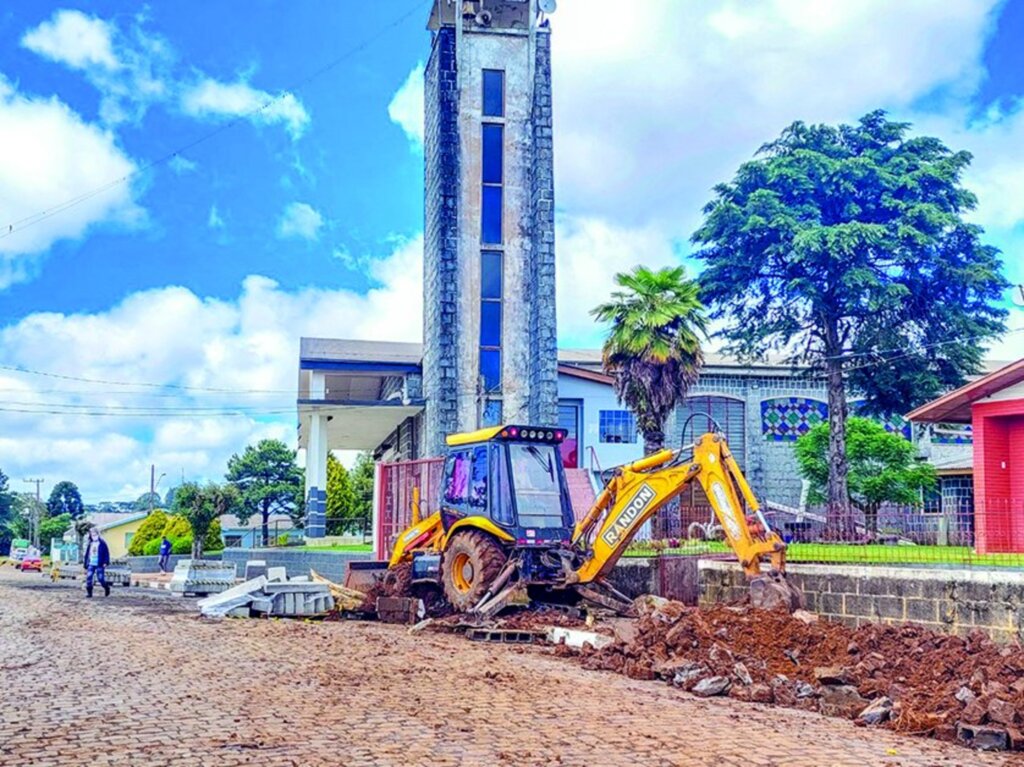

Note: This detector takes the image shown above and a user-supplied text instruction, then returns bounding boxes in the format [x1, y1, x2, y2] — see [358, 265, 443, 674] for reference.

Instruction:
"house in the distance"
[908, 358, 1024, 553]
[219, 513, 298, 549]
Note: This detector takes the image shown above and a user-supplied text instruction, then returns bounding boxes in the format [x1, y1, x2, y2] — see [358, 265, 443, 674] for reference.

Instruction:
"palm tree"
[591, 265, 708, 455]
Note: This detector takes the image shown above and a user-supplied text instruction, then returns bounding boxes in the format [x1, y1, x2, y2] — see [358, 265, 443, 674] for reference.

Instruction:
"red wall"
[972, 398, 1024, 553]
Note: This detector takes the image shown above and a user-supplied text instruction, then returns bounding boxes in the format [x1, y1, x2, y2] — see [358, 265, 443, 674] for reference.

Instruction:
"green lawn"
[302, 543, 374, 553]
[624, 541, 1024, 568]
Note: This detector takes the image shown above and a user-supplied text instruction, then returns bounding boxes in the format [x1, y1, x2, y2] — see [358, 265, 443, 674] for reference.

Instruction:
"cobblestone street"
[0, 568, 1018, 767]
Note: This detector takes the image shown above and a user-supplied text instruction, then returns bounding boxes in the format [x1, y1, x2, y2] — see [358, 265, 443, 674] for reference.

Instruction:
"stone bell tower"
[421, 0, 558, 456]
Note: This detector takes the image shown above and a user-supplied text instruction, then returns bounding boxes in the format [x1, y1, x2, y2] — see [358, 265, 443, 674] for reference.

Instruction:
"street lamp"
[149, 465, 167, 514]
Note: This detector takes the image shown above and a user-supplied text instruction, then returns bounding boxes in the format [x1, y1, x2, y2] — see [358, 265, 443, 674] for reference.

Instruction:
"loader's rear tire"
[442, 531, 507, 611]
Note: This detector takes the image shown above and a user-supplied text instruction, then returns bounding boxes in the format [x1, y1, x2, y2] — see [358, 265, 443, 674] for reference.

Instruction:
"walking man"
[82, 527, 111, 598]
[158, 535, 172, 573]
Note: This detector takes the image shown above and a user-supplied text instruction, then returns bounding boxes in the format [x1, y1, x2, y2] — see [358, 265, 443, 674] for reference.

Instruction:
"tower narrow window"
[481, 123, 503, 244]
[479, 250, 502, 392]
[482, 69, 504, 117]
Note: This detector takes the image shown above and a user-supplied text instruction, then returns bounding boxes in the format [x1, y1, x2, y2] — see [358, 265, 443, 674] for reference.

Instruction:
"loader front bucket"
[748, 572, 804, 612]
[344, 560, 389, 593]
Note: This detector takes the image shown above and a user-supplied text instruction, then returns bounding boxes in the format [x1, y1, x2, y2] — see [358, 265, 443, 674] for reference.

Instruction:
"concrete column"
[305, 371, 328, 539]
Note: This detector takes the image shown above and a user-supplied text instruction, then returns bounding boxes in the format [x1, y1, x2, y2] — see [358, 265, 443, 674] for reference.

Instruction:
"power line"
[808, 325, 1024, 378]
[0, 363, 297, 394]
[0, 0, 430, 241]
[0, 404, 386, 419]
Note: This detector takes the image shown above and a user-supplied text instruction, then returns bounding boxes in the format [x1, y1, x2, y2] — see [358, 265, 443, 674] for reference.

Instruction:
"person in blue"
[82, 527, 111, 598]
[158, 535, 172, 573]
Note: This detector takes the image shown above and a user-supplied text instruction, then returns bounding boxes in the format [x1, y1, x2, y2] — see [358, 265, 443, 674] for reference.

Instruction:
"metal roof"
[906, 358, 1024, 424]
[300, 337, 424, 366]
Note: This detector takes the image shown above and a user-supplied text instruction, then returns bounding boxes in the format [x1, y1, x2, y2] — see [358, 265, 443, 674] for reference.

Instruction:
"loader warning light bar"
[498, 425, 565, 443]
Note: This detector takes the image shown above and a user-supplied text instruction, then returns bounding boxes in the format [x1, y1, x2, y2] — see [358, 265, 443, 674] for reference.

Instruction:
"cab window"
[469, 445, 488, 508]
[508, 443, 568, 528]
[444, 450, 471, 505]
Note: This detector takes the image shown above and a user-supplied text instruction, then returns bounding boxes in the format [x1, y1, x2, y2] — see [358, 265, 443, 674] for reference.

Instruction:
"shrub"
[277, 533, 291, 546]
[170, 536, 193, 555]
[162, 514, 191, 541]
[128, 509, 168, 556]
[142, 538, 161, 556]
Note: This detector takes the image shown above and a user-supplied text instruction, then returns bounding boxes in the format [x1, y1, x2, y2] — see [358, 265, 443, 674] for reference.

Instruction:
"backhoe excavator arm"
[570, 433, 790, 594]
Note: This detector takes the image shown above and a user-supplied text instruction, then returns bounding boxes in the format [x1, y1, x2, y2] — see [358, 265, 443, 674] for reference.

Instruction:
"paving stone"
[0, 569, 1012, 767]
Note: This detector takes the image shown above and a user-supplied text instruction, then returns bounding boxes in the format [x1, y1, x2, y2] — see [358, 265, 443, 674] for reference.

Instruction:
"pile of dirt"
[571, 598, 1024, 750]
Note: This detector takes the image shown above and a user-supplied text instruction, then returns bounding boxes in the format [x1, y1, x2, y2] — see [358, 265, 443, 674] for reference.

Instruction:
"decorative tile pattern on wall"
[851, 402, 912, 440]
[760, 397, 829, 441]
[932, 423, 973, 445]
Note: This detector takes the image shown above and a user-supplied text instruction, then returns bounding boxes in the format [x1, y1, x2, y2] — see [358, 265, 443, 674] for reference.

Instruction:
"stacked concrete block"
[169, 560, 238, 596]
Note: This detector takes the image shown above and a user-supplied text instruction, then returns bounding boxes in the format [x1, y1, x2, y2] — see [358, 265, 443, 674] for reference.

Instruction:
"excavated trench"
[555, 599, 1024, 751]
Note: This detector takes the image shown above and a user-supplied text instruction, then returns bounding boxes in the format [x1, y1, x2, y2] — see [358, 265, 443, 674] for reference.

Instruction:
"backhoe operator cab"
[432, 425, 575, 609]
[443, 426, 574, 544]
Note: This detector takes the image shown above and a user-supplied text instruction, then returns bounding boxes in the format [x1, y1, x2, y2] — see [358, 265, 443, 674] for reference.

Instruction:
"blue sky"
[1, 1, 1023, 500]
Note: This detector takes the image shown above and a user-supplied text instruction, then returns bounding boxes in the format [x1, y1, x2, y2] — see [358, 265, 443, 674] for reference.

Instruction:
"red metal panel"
[375, 458, 444, 560]
[972, 398, 1024, 554]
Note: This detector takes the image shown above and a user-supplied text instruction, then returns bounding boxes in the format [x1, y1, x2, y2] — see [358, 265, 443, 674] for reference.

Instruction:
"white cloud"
[276, 202, 324, 241]
[167, 155, 197, 174]
[207, 204, 225, 229]
[0, 76, 142, 289]
[180, 78, 310, 139]
[555, 215, 685, 346]
[0, 235, 423, 500]
[22, 9, 173, 125]
[388, 63, 424, 150]
[21, 9, 119, 71]
[544, 0, 1024, 359]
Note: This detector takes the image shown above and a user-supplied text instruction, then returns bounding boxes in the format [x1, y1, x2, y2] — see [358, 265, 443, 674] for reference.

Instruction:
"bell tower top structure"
[421, 0, 557, 456]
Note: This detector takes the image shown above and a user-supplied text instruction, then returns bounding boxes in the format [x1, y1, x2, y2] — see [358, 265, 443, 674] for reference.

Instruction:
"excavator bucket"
[748, 573, 805, 612]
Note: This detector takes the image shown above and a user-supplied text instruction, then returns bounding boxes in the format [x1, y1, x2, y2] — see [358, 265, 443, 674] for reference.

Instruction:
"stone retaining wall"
[699, 560, 1024, 643]
[127, 553, 221, 573]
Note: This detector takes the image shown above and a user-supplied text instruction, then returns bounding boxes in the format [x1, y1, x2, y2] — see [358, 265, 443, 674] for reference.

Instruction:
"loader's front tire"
[442, 531, 506, 611]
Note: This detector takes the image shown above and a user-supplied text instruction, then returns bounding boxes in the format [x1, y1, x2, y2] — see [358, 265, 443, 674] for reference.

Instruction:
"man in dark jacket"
[82, 527, 111, 598]
[158, 536, 172, 573]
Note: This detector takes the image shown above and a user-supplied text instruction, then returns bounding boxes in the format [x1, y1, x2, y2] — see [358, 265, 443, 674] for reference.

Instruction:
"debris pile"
[571, 597, 1024, 751]
[197, 569, 338, 619]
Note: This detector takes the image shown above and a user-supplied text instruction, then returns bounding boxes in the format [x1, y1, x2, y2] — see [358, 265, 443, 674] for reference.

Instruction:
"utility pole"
[23, 478, 44, 549]
[149, 465, 166, 514]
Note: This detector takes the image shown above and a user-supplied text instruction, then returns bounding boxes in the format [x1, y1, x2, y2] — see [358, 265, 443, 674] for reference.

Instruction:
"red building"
[907, 359, 1024, 553]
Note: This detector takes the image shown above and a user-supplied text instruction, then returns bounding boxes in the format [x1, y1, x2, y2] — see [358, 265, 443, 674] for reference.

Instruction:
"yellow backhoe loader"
[381, 424, 802, 616]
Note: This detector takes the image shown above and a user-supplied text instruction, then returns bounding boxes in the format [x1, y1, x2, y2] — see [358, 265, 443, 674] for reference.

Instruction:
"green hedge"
[128, 510, 168, 556]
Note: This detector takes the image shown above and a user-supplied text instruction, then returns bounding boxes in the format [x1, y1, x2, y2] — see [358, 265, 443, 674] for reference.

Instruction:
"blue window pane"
[480, 301, 501, 346]
[481, 251, 502, 299]
[482, 124, 503, 184]
[481, 185, 502, 243]
[480, 349, 501, 391]
[483, 70, 504, 117]
[599, 410, 637, 444]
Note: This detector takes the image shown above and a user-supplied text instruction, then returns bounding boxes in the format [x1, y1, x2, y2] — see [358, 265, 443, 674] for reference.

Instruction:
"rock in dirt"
[733, 662, 753, 686]
[961, 695, 991, 725]
[858, 697, 893, 725]
[814, 666, 855, 686]
[791, 609, 818, 624]
[988, 697, 1018, 726]
[819, 685, 868, 719]
[691, 676, 731, 697]
[668, 662, 710, 689]
[795, 681, 817, 699]
[954, 686, 976, 705]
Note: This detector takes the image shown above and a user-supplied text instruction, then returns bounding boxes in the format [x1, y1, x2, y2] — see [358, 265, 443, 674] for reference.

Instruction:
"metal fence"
[376, 457, 444, 560]
[628, 499, 1024, 569]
